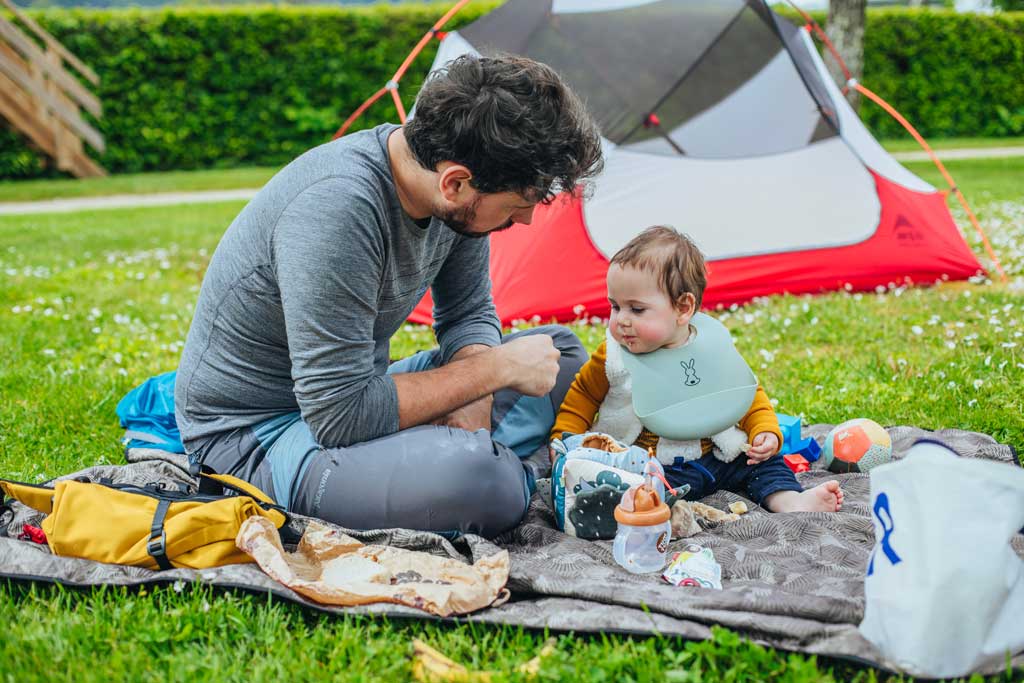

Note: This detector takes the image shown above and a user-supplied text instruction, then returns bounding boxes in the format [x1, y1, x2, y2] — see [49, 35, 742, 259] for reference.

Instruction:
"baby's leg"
[738, 455, 843, 513]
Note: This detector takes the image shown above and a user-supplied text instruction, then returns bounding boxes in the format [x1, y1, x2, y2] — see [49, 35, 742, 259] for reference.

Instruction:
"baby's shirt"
[550, 341, 782, 456]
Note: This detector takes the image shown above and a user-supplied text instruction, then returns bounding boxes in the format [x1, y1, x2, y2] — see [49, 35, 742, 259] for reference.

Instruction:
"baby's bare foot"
[765, 481, 844, 513]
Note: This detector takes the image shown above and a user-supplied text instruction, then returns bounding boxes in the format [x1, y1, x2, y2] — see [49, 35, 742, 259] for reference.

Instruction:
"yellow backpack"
[0, 470, 290, 571]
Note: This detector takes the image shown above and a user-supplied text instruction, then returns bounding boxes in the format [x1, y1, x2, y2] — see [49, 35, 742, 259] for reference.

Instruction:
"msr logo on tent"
[893, 215, 925, 245]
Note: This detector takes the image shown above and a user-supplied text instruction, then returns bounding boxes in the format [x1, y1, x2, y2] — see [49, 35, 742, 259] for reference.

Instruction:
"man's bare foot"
[764, 481, 844, 513]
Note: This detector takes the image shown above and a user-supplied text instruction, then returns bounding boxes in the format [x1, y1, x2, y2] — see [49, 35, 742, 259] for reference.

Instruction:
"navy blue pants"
[663, 452, 802, 506]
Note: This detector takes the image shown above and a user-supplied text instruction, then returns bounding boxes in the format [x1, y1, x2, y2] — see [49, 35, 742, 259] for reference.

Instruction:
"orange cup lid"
[614, 484, 670, 526]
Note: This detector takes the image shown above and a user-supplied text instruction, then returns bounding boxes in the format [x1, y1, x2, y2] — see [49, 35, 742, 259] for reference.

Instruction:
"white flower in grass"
[968, 399, 978, 408]
[937, 371, 946, 379]
[947, 381, 957, 389]
[985, 356, 992, 366]
[117, 368, 128, 376]
[911, 325, 923, 335]
[61, 314, 70, 321]
[41, 349, 55, 357]
[43, 308, 53, 317]
[973, 379, 984, 390]
[945, 341, 956, 350]
[1003, 342, 1018, 349]
[11, 306, 21, 314]
[91, 327, 101, 334]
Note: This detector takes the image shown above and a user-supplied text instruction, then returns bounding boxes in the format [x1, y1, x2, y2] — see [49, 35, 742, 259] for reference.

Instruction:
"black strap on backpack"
[146, 499, 173, 570]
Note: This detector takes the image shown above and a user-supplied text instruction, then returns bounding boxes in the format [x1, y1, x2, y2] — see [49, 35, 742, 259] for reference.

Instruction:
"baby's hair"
[609, 226, 708, 308]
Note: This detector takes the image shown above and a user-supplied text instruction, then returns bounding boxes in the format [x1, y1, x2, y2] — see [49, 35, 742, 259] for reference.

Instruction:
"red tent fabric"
[406, 0, 981, 325]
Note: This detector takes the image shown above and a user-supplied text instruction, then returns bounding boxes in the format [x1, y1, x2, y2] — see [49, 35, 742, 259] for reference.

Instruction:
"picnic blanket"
[2, 424, 1021, 674]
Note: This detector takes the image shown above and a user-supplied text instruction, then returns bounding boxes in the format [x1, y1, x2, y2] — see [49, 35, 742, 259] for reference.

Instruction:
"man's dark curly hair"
[405, 54, 604, 203]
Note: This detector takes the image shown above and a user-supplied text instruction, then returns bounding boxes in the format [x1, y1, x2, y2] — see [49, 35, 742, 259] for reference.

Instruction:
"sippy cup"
[612, 470, 672, 574]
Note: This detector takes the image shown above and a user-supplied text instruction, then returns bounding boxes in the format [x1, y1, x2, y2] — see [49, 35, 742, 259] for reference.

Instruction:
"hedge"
[1, 4, 1022, 179]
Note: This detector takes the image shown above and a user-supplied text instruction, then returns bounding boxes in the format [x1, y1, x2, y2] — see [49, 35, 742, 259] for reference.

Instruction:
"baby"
[550, 226, 843, 513]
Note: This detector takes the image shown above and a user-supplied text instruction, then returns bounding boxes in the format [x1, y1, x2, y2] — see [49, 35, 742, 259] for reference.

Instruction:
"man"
[175, 54, 604, 538]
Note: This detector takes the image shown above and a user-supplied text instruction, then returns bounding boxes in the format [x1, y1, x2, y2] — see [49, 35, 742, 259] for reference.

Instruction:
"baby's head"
[607, 226, 707, 354]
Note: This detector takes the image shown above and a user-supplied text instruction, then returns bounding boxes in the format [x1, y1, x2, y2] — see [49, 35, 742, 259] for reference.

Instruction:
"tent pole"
[853, 82, 1007, 283]
[790, 2, 1007, 283]
[332, 0, 473, 140]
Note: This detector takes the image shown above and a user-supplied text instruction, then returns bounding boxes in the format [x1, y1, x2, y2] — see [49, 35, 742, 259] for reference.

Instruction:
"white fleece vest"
[592, 329, 748, 465]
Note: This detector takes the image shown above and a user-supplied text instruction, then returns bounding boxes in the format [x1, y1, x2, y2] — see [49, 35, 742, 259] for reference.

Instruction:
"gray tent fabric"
[1, 425, 1021, 674]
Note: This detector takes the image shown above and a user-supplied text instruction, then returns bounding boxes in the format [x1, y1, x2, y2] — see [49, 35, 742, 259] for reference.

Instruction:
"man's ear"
[437, 163, 474, 203]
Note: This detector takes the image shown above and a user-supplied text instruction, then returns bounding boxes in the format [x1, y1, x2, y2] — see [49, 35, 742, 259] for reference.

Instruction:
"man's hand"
[434, 394, 493, 433]
[496, 334, 561, 397]
[746, 432, 780, 465]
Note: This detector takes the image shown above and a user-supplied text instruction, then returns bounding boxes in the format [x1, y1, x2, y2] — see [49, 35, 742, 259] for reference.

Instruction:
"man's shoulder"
[275, 124, 398, 204]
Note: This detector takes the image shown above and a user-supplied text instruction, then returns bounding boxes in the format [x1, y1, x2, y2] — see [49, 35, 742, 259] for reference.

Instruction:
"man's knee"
[524, 324, 586, 363]
[442, 434, 529, 537]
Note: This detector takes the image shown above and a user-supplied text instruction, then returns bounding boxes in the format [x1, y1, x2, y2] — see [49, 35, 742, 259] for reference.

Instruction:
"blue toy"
[776, 413, 821, 463]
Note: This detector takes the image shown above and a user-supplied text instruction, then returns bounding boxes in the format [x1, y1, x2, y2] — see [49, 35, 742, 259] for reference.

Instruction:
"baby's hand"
[746, 432, 780, 465]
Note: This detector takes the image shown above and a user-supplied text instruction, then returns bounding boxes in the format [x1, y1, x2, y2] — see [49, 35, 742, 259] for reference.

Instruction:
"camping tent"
[399, 0, 983, 324]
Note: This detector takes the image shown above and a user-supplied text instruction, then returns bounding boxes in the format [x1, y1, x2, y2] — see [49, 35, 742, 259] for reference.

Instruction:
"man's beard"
[438, 198, 516, 239]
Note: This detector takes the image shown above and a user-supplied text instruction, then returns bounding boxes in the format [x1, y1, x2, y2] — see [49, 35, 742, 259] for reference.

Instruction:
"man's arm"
[393, 335, 560, 430]
[430, 234, 502, 363]
[273, 181, 402, 448]
[435, 344, 494, 432]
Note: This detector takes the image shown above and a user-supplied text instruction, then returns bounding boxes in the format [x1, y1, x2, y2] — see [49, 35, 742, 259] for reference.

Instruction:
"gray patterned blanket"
[1, 425, 1021, 674]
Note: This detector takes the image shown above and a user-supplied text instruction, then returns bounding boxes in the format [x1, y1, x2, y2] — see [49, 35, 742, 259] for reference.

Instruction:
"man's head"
[606, 226, 708, 353]
[404, 54, 604, 237]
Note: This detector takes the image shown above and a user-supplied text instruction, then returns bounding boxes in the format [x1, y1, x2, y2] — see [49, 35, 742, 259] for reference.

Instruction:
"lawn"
[1, 156, 1022, 681]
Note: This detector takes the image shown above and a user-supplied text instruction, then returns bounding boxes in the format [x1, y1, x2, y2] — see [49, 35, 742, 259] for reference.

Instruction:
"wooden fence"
[0, 0, 105, 177]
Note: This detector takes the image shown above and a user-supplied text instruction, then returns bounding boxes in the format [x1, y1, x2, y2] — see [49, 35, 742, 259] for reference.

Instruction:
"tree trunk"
[825, 0, 867, 112]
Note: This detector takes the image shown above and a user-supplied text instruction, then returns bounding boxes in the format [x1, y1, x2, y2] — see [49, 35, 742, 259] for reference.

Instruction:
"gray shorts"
[187, 325, 585, 538]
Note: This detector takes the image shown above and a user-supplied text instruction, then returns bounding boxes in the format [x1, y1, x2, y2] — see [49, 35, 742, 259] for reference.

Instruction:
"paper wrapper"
[236, 517, 510, 617]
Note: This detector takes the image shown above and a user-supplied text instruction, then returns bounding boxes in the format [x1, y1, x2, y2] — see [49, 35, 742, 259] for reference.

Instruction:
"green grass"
[0, 166, 279, 204]
[2, 158, 1023, 680]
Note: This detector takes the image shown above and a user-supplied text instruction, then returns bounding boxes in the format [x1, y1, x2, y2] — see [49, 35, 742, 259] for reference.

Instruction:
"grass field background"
[0, 155, 1021, 681]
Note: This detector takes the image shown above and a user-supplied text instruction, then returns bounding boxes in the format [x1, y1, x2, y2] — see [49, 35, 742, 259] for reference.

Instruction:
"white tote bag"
[859, 439, 1024, 677]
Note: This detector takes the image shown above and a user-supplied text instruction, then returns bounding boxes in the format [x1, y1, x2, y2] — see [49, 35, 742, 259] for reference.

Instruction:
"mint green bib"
[620, 312, 757, 440]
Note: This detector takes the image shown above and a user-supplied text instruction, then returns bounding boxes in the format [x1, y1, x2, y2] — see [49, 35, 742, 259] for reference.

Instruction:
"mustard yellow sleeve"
[550, 342, 610, 442]
[739, 385, 783, 453]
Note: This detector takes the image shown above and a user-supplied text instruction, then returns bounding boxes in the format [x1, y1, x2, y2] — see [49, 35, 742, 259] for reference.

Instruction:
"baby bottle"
[612, 473, 672, 574]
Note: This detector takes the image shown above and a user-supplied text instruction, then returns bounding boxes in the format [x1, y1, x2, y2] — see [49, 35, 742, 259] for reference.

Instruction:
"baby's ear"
[675, 292, 696, 316]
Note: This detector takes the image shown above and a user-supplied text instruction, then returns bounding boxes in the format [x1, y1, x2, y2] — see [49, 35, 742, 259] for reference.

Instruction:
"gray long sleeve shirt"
[175, 124, 501, 450]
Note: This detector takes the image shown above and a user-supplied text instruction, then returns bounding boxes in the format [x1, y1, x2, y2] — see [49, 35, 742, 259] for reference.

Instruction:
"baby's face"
[607, 264, 693, 354]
